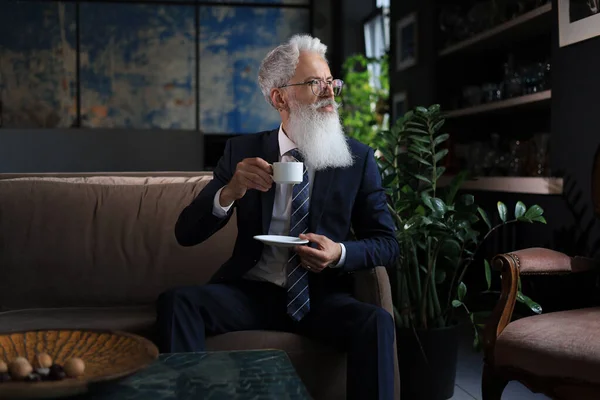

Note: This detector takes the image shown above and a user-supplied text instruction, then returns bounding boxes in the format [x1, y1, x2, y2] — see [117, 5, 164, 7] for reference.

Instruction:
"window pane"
[376, 0, 390, 8]
[0, 1, 76, 128]
[374, 16, 385, 58]
[364, 22, 374, 58]
[199, 6, 310, 134]
[79, 3, 196, 129]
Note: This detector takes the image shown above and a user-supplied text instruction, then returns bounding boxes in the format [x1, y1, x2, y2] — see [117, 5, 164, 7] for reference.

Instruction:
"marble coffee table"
[75, 349, 312, 399]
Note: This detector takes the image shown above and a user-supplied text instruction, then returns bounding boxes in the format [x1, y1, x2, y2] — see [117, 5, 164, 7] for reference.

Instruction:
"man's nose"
[321, 84, 334, 98]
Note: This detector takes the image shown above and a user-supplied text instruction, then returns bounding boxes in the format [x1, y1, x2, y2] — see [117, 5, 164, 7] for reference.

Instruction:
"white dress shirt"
[211, 124, 346, 287]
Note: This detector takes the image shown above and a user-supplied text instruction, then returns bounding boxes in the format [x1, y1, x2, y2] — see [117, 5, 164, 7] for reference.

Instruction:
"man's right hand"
[220, 157, 273, 206]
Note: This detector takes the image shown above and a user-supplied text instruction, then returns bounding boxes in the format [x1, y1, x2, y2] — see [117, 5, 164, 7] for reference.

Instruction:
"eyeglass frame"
[278, 78, 344, 97]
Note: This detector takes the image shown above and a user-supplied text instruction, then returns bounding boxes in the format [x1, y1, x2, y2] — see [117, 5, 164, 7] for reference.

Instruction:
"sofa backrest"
[0, 172, 237, 310]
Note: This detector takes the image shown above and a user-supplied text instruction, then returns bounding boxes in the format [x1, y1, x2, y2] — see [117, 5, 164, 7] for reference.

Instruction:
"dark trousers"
[155, 279, 395, 400]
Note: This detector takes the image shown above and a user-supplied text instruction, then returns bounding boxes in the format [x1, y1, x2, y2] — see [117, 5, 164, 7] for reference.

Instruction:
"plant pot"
[396, 323, 460, 400]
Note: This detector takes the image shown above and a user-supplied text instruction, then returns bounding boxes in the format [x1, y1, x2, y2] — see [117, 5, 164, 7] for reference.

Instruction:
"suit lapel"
[261, 129, 280, 234]
[309, 167, 335, 233]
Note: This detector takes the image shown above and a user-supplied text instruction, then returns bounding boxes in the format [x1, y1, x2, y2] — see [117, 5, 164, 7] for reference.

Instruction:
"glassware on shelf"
[503, 55, 522, 98]
[482, 133, 508, 176]
[481, 83, 502, 103]
[507, 139, 525, 176]
[526, 133, 550, 176]
[462, 86, 482, 106]
[467, 141, 486, 176]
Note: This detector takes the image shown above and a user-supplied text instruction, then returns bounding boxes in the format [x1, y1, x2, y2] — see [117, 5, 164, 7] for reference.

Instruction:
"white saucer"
[253, 235, 309, 247]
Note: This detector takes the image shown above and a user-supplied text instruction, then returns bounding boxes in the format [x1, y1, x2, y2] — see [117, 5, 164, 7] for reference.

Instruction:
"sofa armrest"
[352, 266, 394, 317]
[352, 266, 399, 400]
[482, 247, 599, 365]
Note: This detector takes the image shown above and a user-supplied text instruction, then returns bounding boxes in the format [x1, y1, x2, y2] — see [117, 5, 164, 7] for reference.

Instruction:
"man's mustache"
[311, 99, 340, 111]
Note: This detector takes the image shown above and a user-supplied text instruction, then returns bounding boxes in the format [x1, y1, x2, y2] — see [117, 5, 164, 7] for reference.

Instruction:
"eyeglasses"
[279, 79, 344, 97]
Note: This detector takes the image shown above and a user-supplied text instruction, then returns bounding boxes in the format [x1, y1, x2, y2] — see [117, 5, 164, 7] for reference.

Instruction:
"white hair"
[258, 34, 328, 108]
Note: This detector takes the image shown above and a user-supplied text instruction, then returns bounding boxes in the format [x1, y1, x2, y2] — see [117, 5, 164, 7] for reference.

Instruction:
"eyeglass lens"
[312, 80, 343, 96]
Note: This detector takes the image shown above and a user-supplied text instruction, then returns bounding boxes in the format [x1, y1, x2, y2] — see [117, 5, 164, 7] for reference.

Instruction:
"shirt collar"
[278, 124, 297, 158]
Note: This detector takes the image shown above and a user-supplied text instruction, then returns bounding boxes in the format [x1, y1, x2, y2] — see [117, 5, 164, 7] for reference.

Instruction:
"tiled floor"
[451, 327, 549, 400]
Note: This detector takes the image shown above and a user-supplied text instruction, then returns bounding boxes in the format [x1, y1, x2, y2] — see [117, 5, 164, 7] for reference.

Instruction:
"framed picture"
[559, 0, 600, 47]
[392, 92, 407, 123]
[395, 12, 417, 71]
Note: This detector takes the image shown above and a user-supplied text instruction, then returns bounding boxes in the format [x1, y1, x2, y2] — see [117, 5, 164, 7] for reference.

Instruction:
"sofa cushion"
[0, 176, 237, 310]
[0, 305, 155, 338]
[495, 307, 600, 384]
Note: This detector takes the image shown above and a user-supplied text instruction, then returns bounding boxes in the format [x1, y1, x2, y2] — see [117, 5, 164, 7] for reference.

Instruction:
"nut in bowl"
[0, 329, 159, 399]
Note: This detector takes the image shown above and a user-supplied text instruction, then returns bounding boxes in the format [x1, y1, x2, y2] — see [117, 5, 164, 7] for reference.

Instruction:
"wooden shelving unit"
[438, 3, 553, 57]
[438, 176, 563, 195]
[444, 90, 551, 118]
[430, 2, 557, 194]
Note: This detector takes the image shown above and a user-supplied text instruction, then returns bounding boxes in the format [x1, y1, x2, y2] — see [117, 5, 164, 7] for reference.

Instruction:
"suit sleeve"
[340, 147, 400, 271]
[174, 139, 236, 246]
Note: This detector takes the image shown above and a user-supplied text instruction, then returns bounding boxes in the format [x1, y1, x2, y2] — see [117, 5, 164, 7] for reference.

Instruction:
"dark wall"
[0, 129, 204, 173]
[341, 0, 374, 61]
[551, 30, 600, 256]
[389, 0, 436, 109]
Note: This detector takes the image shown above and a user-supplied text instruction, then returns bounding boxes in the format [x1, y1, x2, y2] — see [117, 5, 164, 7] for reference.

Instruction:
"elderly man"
[156, 34, 399, 400]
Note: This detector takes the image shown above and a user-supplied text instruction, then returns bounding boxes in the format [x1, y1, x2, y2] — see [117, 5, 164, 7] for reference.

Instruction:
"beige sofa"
[0, 172, 399, 399]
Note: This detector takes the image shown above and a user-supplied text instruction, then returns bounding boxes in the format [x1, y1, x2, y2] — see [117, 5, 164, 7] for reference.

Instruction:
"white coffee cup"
[272, 162, 303, 184]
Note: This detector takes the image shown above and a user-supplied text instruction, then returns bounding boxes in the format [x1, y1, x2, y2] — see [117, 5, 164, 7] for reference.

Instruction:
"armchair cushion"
[495, 306, 600, 384]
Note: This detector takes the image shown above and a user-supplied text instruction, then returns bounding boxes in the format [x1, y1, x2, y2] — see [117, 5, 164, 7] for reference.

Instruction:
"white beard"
[285, 98, 354, 171]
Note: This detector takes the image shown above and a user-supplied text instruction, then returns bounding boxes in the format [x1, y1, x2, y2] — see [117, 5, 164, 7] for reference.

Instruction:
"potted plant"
[339, 53, 389, 150]
[376, 104, 546, 400]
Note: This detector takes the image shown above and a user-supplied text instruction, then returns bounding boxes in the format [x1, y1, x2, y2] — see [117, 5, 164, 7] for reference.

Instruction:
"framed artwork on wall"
[392, 91, 407, 124]
[395, 12, 417, 71]
[558, 0, 600, 47]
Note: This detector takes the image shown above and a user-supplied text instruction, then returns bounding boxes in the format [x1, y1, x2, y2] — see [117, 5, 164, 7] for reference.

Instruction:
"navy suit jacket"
[175, 128, 399, 286]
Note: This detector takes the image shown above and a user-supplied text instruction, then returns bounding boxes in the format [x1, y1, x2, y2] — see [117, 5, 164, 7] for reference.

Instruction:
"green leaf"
[432, 120, 445, 133]
[434, 133, 450, 147]
[497, 201, 507, 223]
[431, 197, 448, 216]
[416, 106, 428, 113]
[413, 155, 432, 167]
[436, 166, 446, 179]
[517, 292, 543, 314]
[524, 205, 544, 219]
[408, 135, 430, 144]
[405, 127, 429, 135]
[409, 143, 429, 153]
[440, 239, 461, 257]
[532, 215, 547, 224]
[382, 174, 396, 188]
[458, 281, 467, 301]
[421, 192, 434, 210]
[434, 149, 449, 162]
[435, 269, 447, 284]
[445, 170, 469, 205]
[452, 300, 462, 308]
[515, 201, 526, 218]
[484, 259, 492, 290]
[478, 207, 492, 230]
[414, 174, 432, 184]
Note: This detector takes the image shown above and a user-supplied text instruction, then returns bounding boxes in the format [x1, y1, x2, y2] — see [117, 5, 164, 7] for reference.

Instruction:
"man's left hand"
[294, 233, 342, 273]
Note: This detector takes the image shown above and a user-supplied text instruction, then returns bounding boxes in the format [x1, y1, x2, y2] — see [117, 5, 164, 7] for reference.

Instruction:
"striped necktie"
[286, 149, 311, 321]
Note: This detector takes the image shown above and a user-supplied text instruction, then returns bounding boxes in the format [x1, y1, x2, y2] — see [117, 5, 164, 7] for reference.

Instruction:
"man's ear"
[271, 88, 288, 112]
